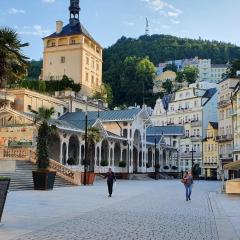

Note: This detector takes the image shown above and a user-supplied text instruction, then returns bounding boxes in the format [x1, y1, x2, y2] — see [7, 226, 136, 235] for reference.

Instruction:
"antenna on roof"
[145, 18, 149, 36]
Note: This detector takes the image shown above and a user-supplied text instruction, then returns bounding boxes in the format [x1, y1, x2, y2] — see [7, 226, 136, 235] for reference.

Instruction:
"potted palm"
[0, 177, 10, 222]
[32, 107, 56, 190]
[82, 127, 102, 184]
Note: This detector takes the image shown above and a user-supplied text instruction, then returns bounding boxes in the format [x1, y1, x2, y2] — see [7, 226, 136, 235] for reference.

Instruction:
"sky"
[1, 0, 240, 60]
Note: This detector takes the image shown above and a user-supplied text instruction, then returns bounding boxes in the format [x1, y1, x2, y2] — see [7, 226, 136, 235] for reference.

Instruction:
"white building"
[157, 57, 228, 84]
[151, 82, 218, 173]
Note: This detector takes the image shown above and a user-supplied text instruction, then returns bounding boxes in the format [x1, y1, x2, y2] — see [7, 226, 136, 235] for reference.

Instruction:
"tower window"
[60, 57, 65, 63]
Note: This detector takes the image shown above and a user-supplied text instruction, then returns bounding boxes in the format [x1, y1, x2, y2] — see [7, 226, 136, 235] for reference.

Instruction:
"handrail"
[0, 148, 81, 185]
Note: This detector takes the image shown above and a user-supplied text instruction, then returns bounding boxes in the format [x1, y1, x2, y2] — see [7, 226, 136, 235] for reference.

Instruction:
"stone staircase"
[0, 161, 75, 191]
[128, 173, 152, 181]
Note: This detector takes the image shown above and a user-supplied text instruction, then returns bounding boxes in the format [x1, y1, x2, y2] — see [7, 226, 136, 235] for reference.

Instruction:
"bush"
[155, 163, 160, 169]
[146, 163, 150, 168]
[100, 160, 108, 167]
[0, 177, 10, 181]
[172, 166, 178, 170]
[119, 161, 127, 168]
[163, 166, 169, 170]
[67, 158, 76, 166]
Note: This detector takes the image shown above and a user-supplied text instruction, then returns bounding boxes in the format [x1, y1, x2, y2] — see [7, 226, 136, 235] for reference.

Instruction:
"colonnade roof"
[59, 108, 142, 122]
[147, 126, 184, 136]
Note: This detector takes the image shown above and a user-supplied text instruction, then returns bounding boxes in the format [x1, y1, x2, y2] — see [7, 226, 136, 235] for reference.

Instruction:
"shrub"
[172, 166, 178, 170]
[146, 163, 150, 168]
[163, 165, 169, 170]
[155, 163, 160, 169]
[100, 160, 108, 167]
[119, 161, 127, 168]
[67, 158, 76, 166]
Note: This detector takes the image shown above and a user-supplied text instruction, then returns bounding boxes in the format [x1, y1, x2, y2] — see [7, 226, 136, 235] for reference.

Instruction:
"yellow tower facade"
[42, 0, 102, 97]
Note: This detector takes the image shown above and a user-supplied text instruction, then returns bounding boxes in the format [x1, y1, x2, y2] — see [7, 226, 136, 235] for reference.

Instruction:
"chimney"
[56, 21, 63, 34]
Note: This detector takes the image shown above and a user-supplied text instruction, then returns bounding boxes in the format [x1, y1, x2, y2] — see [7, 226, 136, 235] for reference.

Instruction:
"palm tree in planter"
[31, 107, 57, 190]
[82, 127, 102, 184]
[0, 176, 10, 222]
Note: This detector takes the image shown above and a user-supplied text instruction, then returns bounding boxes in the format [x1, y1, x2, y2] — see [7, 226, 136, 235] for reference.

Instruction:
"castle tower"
[42, 0, 103, 97]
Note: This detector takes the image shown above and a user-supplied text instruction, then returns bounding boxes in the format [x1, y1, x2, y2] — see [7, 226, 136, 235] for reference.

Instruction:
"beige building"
[217, 78, 240, 168]
[203, 122, 219, 179]
[42, 0, 103, 97]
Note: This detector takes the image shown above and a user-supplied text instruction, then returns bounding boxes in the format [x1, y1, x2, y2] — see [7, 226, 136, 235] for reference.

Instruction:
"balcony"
[180, 151, 202, 158]
[217, 100, 231, 108]
[233, 145, 240, 152]
[190, 120, 202, 127]
[190, 135, 202, 142]
[216, 134, 233, 142]
[219, 153, 233, 160]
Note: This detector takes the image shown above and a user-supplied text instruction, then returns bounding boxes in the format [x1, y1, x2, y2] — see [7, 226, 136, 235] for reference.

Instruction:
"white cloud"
[18, 25, 51, 37]
[161, 24, 171, 29]
[143, 0, 182, 18]
[123, 21, 136, 26]
[8, 8, 26, 14]
[171, 19, 180, 24]
[43, 0, 56, 3]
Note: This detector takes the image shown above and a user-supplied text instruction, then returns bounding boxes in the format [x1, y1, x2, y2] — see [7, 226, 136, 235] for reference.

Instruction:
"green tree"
[92, 83, 113, 105]
[182, 66, 199, 84]
[0, 27, 29, 87]
[163, 63, 178, 73]
[38, 81, 46, 93]
[225, 59, 240, 78]
[162, 79, 173, 93]
[31, 107, 55, 170]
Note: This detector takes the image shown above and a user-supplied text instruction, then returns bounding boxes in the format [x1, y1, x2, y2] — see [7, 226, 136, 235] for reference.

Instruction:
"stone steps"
[128, 173, 151, 181]
[0, 161, 75, 191]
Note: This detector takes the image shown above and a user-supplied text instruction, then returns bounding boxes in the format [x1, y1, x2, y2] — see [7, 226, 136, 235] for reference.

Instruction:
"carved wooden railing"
[0, 148, 81, 186]
[0, 147, 32, 161]
[29, 150, 81, 186]
[48, 159, 81, 186]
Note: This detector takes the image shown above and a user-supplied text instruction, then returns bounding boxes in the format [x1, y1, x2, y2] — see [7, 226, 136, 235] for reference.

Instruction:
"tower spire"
[145, 18, 149, 35]
[69, 0, 80, 26]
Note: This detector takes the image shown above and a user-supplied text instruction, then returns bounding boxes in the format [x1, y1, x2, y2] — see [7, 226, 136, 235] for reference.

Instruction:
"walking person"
[105, 168, 116, 197]
[182, 171, 194, 201]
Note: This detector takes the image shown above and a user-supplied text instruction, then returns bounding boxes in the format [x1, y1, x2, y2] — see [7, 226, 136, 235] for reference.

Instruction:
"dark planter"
[32, 171, 56, 190]
[0, 178, 10, 222]
[81, 172, 95, 185]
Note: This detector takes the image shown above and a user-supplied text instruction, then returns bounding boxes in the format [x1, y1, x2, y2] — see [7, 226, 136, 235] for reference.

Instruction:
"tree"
[225, 59, 240, 78]
[38, 81, 46, 93]
[31, 107, 55, 170]
[92, 83, 113, 105]
[182, 66, 199, 84]
[0, 27, 29, 88]
[163, 63, 178, 73]
[162, 79, 173, 93]
[84, 127, 102, 172]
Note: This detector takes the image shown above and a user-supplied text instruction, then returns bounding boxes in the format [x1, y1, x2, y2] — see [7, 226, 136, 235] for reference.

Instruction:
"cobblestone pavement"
[11, 180, 219, 240]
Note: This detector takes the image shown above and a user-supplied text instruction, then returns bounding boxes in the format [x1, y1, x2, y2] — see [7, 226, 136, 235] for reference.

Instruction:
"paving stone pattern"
[14, 181, 219, 240]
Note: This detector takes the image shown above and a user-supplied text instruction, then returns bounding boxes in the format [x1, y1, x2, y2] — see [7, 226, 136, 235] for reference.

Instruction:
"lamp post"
[97, 99, 103, 118]
[190, 147, 196, 172]
[84, 100, 88, 186]
[154, 136, 157, 180]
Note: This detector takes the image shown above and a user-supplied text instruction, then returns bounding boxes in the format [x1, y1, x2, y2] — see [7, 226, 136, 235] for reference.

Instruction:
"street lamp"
[190, 147, 196, 172]
[154, 136, 157, 180]
[97, 99, 103, 118]
[84, 99, 88, 186]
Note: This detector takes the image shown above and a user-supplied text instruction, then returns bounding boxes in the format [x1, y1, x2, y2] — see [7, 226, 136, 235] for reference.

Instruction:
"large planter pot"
[0, 178, 10, 222]
[32, 171, 56, 190]
[81, 172, 95, 185]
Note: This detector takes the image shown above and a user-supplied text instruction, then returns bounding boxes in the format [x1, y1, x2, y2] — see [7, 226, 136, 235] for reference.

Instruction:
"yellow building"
[203, 122, 219, 179]
[42, 0, 102, 97]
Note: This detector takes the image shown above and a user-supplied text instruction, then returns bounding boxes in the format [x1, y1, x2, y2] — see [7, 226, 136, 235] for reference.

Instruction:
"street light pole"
[190, 147, 196, 172]
[84, 100, 88, 186]
[155, 137, 157, 180]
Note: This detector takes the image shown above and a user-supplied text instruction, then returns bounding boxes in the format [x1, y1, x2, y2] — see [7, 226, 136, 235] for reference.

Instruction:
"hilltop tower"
[42, 0, 103, 97]
[145, 18, 149, 35]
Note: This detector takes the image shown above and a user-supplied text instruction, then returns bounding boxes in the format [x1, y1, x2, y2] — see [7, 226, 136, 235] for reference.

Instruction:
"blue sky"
[1, 0, 240, 60]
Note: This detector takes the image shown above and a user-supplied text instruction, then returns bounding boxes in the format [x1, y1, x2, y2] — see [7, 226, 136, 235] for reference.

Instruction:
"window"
[96, 78, 99, 86]
[91, 76, 94, 85]
[75, 108, 82, 112]
[91, 60, 95, 68]
[96, 63, 99, 71]
[86, 57, 89, 65]
[186, 145, 189, 152]
[85, 73, 89, 82]
[186, 130, 189, 137]
[60, 56, 65, 63]
[71, 39, 76, 44]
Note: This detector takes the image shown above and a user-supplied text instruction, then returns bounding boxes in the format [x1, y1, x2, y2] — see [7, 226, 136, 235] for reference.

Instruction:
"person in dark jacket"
[105, 168, 116, 197]
[182, 171, 194, 201]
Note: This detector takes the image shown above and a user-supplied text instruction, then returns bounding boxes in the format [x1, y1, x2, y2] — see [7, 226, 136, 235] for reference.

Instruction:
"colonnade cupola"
[69, 0, 80, 26]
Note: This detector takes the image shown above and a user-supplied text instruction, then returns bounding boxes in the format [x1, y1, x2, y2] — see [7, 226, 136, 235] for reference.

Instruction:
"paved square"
[1, 180, 221, 240]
